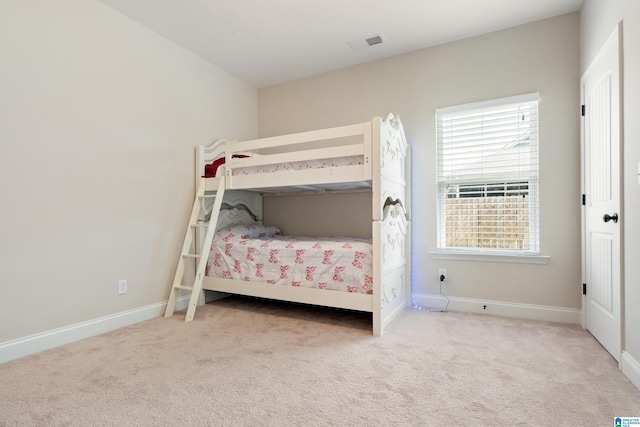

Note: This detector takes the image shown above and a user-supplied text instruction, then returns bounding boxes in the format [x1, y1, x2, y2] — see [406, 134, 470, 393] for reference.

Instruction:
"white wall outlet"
[438, 268, 447, 282]
[118, 279, 128, 295]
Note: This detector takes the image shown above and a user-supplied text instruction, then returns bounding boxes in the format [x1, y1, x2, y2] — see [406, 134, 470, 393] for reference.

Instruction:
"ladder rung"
[191, 222, 210, 228]
[173, 284, 193, 291]
[200, 194, 217, 199]
[182, 253, 202, 259]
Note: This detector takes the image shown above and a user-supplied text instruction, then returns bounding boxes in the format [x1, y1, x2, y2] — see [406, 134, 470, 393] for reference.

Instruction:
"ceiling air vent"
[366, 35, 383, 46]
[348, 33, 385, 51]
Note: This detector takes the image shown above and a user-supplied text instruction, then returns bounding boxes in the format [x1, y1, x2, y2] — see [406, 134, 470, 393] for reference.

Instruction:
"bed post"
[371, 117, 383, 336]
[374, 114, 410, 336]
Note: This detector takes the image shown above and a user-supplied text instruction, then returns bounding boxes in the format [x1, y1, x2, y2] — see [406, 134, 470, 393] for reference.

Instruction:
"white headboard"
[196, 139, 263, 226]
[195, 138, 233, 184]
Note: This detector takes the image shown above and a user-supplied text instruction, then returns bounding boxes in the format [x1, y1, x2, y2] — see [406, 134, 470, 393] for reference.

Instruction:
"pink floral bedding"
[206, 225, 373, 294]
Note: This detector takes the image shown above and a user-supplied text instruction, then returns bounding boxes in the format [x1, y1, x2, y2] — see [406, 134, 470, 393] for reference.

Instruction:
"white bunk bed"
[179, 114, 410, 336]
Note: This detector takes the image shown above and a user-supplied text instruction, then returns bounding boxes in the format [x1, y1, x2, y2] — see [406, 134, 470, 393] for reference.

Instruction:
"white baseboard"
[621, 351, 640, 392]
[412, 293, 581, 324]
[0, 296, 190, 365]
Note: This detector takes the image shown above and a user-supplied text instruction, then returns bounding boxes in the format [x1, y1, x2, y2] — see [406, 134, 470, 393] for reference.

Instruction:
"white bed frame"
[194, 114, 410, 336]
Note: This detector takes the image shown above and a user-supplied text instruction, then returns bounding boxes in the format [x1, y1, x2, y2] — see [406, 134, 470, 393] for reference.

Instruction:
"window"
[436, 93, 539, 254]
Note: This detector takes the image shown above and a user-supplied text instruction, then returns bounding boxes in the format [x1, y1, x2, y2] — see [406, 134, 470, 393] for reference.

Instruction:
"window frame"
[435, 93, 541, 257]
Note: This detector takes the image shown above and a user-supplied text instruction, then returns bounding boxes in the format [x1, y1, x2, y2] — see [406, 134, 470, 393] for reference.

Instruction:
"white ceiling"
[98, 0, 584, 88]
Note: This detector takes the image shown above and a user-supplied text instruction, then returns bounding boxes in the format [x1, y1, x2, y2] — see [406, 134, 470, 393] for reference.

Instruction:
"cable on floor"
[410, 274, 449, 313]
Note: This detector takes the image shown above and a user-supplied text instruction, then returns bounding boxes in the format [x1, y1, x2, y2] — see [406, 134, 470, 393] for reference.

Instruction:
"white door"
[582, 25, 622, 361]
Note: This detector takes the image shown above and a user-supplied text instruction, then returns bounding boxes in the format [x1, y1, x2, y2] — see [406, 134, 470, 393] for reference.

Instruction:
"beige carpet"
[1, 295, 639, 426]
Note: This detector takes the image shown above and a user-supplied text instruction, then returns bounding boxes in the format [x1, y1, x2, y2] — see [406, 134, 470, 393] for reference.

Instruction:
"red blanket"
[204, 155, 249, 178]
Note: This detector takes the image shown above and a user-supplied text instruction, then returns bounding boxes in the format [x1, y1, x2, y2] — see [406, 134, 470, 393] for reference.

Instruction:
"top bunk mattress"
[205, 154, 364, 179]
[204, 153, 370, 193]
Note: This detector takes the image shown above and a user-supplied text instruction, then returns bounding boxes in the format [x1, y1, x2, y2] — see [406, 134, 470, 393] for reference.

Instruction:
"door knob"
[603, 213, 619, 223]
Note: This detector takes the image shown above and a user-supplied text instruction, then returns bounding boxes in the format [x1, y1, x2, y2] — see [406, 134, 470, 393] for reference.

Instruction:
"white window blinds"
[436, 93, 539, 254]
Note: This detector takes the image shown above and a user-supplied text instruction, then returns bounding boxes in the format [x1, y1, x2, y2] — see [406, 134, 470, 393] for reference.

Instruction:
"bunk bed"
[169, 113, 410, 336]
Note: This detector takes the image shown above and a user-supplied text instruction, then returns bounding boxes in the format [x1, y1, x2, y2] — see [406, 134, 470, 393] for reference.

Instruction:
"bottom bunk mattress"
[207, 225, 373, 294]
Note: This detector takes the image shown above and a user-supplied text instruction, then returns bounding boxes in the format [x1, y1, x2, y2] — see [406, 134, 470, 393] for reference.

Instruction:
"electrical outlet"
[439, 268, 447, 282]
[118, 279, 128, 295]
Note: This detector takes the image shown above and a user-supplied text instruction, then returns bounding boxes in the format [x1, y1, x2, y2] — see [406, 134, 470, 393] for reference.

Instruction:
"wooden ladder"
[164, 177, 225, 322]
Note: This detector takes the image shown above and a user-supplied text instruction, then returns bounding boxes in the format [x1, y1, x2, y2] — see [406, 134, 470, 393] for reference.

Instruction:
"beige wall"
[0, 0, 257, 342]
[264, 192, 372, 239]
[259, 13, 581, 311]
[581, 0, 640, 385]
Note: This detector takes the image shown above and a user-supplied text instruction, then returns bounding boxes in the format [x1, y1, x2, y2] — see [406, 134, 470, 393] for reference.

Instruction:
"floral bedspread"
[207, 225, 373, 294]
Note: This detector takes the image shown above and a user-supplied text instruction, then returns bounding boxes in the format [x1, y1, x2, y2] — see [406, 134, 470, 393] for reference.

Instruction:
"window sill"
[429, 251, 550, 265]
